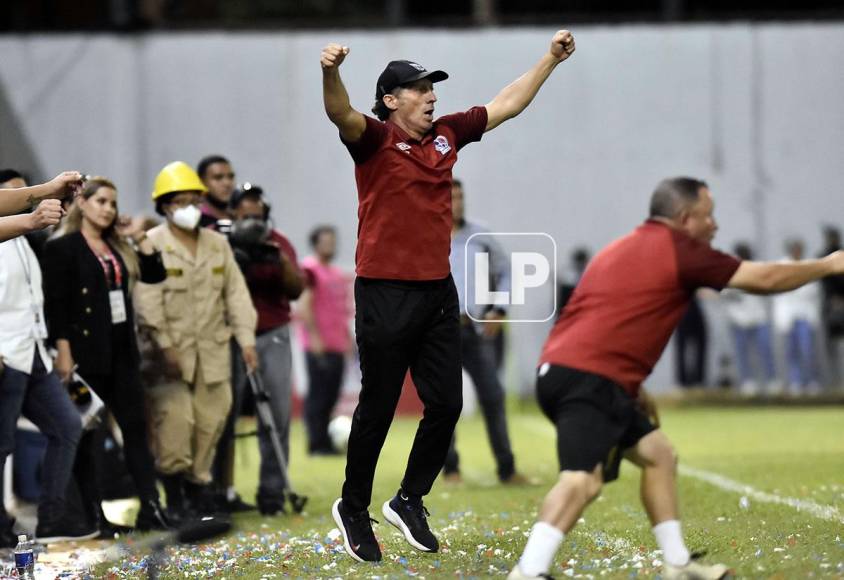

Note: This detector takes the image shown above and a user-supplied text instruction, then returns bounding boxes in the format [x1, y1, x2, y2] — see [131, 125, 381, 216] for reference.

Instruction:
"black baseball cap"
[375, 60, 449, 100]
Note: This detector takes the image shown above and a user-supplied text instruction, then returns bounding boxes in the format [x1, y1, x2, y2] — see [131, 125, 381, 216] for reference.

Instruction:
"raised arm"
[728, 251, 844, 294]
[321, 43, 367, 143]
[484, 30, 575, 133]
[0, 172, 83, 216]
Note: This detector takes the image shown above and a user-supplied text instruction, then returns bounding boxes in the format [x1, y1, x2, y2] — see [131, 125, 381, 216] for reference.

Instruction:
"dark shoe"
[220, 493, 256, 514]
[135, 500, 171, 532]
[0, 516, 16, 549]
[184, 481, 220, 517]
[381, 490, 438, 552]
[159, 473, 188, 524]
[256, 493, 286, 516]
[331, 498, 382, 562]
[36, 514, 99, 544]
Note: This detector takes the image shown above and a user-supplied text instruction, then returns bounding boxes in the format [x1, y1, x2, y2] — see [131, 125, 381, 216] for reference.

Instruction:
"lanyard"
[84, 234, 123, 290]
[95, 250, 123, 290]
[13, 237, 34, 290]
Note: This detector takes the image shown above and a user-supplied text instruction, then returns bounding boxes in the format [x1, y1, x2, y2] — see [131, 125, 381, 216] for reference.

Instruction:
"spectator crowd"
[0, 158, 354, 547]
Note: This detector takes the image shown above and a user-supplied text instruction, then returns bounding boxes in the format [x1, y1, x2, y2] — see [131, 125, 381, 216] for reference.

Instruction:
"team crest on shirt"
[433, 135, 451, 155]
[395, 142, 411, 153]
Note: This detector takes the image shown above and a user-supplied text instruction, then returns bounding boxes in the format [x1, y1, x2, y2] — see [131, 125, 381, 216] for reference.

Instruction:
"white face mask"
[170, 205, 201, 231]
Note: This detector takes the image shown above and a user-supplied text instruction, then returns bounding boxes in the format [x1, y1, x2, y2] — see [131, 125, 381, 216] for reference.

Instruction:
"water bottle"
[14, 534, 35, 579]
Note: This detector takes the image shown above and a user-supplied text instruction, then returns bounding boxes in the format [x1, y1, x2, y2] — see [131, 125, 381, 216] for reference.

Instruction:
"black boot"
[135, 500, 171, 532]
[184, 481, 219, 517]
[256, 491, 286, 516]
[159, 473, 188, 525]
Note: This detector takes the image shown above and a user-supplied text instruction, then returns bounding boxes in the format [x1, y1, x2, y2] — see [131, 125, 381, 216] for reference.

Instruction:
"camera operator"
[226, 183, 304, 515]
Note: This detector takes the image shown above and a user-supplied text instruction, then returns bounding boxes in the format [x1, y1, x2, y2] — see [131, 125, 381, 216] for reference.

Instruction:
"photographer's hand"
[278, 251, 305, 299]
[242, 345, 259, 372]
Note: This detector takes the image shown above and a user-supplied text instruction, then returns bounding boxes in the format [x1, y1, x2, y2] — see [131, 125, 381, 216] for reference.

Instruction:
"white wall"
[2, 23, 842, 392]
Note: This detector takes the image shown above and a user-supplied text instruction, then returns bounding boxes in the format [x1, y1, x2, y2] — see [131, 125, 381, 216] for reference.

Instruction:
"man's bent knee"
[559, 467, 603, 502]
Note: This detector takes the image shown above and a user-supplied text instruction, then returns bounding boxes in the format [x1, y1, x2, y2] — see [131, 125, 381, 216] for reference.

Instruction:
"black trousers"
[341, 276, 463, 512]
[304, 352, 346, 452]
[444, 322, 515, 480]
[73, 327, 159, 517]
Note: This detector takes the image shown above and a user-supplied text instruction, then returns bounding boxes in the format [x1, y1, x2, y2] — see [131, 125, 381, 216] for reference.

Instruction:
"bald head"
[649, 177, 708, 220]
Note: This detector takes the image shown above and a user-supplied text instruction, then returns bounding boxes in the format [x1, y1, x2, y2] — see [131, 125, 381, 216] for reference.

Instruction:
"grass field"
[101, 403, 844, 579]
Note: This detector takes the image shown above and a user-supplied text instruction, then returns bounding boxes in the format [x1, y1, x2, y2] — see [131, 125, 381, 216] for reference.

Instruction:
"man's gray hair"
[649, 177, 709, 219]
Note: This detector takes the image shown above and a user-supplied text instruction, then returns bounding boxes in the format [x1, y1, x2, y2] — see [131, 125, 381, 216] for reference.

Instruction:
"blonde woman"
[43, 177, 169, 532]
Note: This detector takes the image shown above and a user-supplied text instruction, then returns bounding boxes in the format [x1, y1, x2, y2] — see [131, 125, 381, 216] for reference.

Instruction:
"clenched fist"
[549, 30, 575, 62]
[321, 43, 350, 69]
[47, 171, 85, 201]
[29, 199, 64, 231]
[825, 250, 844, 275]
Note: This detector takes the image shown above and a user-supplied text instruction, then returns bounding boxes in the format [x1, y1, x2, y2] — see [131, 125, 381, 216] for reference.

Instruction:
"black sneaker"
[382, 491, 438, 552]
[331, 498, 382, 562]
[36, 515, 99, 544]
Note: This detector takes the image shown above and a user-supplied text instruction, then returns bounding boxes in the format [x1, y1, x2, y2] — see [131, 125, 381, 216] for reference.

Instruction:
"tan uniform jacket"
[135, 223, 257, 384]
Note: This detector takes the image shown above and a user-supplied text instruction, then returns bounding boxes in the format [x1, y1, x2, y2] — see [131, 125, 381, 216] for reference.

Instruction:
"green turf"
[101, 404, 844, 578]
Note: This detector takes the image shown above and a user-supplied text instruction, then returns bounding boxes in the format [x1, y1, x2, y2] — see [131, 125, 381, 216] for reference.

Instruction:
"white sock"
[518, 522, 564, 576]
[652, 520, 690, 567]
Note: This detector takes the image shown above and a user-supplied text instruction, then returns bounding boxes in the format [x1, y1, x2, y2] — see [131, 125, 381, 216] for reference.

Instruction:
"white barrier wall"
[2, 24, 842, 392]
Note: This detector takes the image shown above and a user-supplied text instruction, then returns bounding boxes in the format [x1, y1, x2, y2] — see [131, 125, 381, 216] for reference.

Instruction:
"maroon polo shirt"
[540, 220, 741, 396]
[342, 107, 488, 280]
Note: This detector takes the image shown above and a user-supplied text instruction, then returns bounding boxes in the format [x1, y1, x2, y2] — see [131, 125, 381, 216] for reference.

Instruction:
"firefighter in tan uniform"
[135, 161, 258, 520]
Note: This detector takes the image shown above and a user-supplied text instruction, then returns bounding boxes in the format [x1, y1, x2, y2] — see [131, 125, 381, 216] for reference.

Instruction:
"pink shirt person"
[298, 255, 352, 353]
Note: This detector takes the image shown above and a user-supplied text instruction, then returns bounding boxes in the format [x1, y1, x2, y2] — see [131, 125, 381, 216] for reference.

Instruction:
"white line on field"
[518, 418, 844, 524]
[678, 465, 844, 525]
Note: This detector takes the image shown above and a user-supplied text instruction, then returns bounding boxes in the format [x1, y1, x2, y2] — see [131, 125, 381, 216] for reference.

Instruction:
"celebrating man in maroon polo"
[321, 31, 576, 562]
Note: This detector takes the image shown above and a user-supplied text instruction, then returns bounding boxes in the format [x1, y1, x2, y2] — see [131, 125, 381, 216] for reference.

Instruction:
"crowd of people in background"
[0, 159, 356, 547]
[0, 161, 841, 552]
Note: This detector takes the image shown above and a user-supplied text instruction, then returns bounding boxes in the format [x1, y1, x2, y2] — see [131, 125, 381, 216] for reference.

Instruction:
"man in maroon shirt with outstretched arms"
[322, 31, 576, 563]
[508, 177, 844, 580]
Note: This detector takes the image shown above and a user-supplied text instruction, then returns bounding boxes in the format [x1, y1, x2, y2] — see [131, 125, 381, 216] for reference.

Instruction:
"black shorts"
[536, 364, 656, 483]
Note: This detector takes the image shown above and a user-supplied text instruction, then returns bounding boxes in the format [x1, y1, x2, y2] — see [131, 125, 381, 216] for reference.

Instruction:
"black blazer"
[43, 231, 166, 375]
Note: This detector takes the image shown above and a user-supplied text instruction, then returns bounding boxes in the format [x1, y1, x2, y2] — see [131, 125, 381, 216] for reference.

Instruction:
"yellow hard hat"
[151, 161, 207, 201]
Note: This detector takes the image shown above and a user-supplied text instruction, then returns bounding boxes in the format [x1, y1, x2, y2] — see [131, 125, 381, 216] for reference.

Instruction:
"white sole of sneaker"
[331, 498, 366, 563]
[36, 530, 99, 544]
[381, 500, 434, 552]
